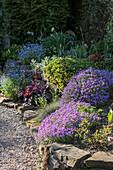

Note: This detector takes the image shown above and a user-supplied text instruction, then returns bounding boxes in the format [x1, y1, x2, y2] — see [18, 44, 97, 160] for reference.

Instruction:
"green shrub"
[88, 40, 113, 58]
[88, 125, 112, 149]
[0, 75, 20, 99]
[1, 44, 21, 64]
[41, 30, 76, 57]
[45, 57, 95, 91]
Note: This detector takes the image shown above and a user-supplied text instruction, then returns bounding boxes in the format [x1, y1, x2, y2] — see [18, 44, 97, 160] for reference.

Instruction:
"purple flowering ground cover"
[61, 67, 113, 107]
[36, 67, 113, 148]
[37, 101, 101, 145]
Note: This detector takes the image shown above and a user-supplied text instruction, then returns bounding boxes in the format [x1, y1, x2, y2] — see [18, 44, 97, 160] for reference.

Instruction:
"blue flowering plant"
[18, 43, 46, 65]
[61, 67, 113, 107]
[37, 101, 101, 145]
[0, 61, 32, 100]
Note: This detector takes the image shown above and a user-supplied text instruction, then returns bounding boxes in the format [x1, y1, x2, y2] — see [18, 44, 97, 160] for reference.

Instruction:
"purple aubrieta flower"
[61, 67, 113, 107]
[37, 101, 101, 144]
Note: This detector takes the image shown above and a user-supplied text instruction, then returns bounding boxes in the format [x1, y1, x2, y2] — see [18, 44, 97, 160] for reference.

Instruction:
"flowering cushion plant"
[37, 101, 101, 144]
[61, 67, 113, 107]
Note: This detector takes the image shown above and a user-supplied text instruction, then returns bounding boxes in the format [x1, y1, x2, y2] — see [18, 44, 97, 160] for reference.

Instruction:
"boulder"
[85, 151, 113, 170]
[51, 143, 91, 169]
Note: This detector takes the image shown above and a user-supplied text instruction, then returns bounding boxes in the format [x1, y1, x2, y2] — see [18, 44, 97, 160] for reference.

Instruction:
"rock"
[85, 151, 113, 170]
[39, 144, 46, 155]
[0, 97, 12, 104]
[23, 110, 36, 121]
[48, 153, 60, 170]
[18, 105, 36, 113]
[51, 143, 91, 168]
[1, 102, 15, 108]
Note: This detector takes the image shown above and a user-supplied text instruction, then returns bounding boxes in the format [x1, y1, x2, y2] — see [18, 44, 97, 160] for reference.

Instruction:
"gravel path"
[0, 105, 40, 170]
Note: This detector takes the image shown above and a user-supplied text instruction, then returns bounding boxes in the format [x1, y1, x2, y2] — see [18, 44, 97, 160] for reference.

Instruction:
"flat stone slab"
[1, 102, 15, 108]
[85, 151, 113, 170]
[0, 97, 12, 104]
[51, 143, 91, 168]
[23, 110, 37, 121]
[18, 105, 36, 113]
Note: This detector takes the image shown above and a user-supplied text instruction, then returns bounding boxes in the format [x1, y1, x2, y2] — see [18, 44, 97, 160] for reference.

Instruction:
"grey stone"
[23, 110, 36, 121]
[0, 97, 12, 104]
[85, 151, 113, 170]
[18, 105, 36, 113]
[3, 34, 10, 49]
[48, 153, 60, 170]
[1, 102, 15, 108]
[51, 143, 91, 168]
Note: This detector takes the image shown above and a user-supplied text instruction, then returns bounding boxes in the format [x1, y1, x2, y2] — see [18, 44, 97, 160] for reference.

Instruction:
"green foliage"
[41, 30, 76, 57]
[30, 56, 53, 73]
[108, 107, 113, 124]
[45, 56, 95, 91]
[80, 0, 112, 45]
[35, 94, 47, 108]
[89, 40, 113, 58]
[0, 75, 19, 100]
[0, 0, 4, 65]
[1, 44, 21, 62]
[4, 0, 70, 44]
[88, 39, 113, 71]
[88, 125, 112, 149]
[33, 100, 61, 123]
[76, 103, 103, 117]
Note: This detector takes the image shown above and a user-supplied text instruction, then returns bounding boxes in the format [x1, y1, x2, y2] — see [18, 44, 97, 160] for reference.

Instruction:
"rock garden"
[0, 1, 113, 169]
[0, 26, 113, 169]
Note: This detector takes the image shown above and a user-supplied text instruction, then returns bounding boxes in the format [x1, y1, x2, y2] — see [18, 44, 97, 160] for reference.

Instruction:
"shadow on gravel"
[0, 140, 15, 150]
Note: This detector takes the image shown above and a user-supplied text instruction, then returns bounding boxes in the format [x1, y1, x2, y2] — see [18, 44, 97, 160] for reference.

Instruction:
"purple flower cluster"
[61, 67, 113, 107]
[37, 101, 101, 144]
[18, 43, 46, 65]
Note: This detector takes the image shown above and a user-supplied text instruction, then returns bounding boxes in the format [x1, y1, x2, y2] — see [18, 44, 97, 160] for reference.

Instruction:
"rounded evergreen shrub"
[45, 57, 93, 91]
[37, 101, 101, 144]
[61, 67, 113, 107]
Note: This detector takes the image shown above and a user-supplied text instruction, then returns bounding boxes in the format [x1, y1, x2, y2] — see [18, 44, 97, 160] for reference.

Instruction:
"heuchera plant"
[88, 53, 104, 62]
[37, 101, 101, 144]
[61, 67, 113, 107]
[88, 53, 104, 69]
[18, 76, 52, 105]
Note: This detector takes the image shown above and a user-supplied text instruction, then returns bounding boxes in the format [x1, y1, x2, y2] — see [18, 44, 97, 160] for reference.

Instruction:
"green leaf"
[108, 107, 113, 124]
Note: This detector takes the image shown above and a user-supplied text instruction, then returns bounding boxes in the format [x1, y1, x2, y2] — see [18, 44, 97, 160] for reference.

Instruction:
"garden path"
[0, 105, 40, 170]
